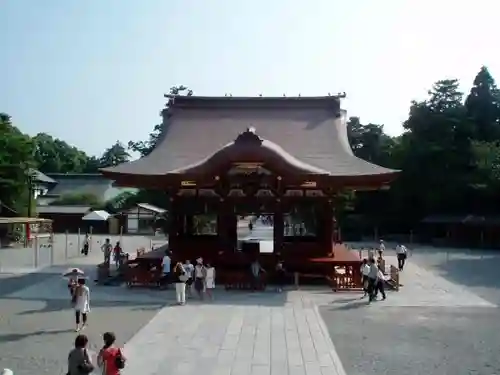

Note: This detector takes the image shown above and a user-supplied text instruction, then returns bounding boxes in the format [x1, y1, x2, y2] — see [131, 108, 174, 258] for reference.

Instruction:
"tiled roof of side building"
[101, 95, 399, 177]
[45, 173, 136, 201]
[36, 205, 91, 214]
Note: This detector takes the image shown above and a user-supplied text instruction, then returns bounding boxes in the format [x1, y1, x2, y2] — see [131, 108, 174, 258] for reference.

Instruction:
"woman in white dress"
[74, 278, 90, 332]
[204, 263, 216, 300]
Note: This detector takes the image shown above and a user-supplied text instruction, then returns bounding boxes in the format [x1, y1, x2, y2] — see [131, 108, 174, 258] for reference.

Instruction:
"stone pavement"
[2, 244, 499, 375]
[120, 292, 346, 375]
[375, 255, 495, 307]
[0, 233, 160, 273]
[7, 273, 347, 375]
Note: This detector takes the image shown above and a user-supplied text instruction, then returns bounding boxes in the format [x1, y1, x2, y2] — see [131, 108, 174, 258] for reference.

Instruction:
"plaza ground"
[1, 233, 500, 374]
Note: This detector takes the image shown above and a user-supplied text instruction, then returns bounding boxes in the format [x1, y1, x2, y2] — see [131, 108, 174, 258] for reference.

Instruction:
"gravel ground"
[322, 243, 500, 375]
[0, 295, 163, 375]
[320, 305, 500, 375]
[0, 233, 163, 271]
[0, 234, 167, 375]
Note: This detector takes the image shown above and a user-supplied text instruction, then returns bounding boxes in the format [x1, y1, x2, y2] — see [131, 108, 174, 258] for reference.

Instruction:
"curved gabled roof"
[168, 128, 330, 175]
[101, 96, 398, 180]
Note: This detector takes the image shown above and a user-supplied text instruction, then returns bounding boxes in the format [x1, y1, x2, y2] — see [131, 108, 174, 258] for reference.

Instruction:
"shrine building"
[101, 95, 399, 288]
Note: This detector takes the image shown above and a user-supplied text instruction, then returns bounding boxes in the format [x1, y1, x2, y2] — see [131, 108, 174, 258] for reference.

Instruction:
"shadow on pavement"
[0, 328, 73, 343]
[0, 272, 55, 297]
[12, 298, 168, 316]
[435, 256, 500, 290]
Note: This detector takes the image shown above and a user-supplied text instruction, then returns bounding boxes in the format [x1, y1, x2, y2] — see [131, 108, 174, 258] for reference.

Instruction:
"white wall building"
[124, 203, 166, 234]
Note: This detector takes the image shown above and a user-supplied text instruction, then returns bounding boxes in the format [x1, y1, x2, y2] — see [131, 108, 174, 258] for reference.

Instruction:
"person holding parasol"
[64, 268, 85, 304]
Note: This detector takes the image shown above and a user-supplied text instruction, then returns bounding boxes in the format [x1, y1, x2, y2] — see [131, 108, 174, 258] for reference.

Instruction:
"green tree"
[99, 141, 130, 168]
[392, 79, 474, 218]
[128, 85, 193, 157]
[465, 66, 500, 141]
[0, 113, 35, 214]
[83, 156, 101, 173]
[33, 133, 90, 173]
[347, 117, 397, 167]
[50, 192, 103, 208]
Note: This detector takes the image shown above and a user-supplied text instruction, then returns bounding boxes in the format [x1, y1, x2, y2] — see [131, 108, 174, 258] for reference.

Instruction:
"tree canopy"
[3, 71, 500, 233]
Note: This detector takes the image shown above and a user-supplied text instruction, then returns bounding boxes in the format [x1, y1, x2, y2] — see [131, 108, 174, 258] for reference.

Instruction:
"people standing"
[82, 233, 90, 256]
[375, 267, 387, 301]
[67, 334, 94, 375]
[396, 243, 408, 271]
[379, 239, 386, 254]
[360, 259, 370, 297]
[250, 259, 265, 291]
[113, 241, 123, 268]
[98, 331, 126, 375]
[173, 261, 187, 305]
[193, 258, 206, 299]
[161, 250, 171, 289]
[101, 238, 112, 266]
[204, 262, 216, 300]
[184, 260, 194, 297]
[275, 260, 286, 293]
[74, 278, 90, 331]
[367, 258, 379, 302]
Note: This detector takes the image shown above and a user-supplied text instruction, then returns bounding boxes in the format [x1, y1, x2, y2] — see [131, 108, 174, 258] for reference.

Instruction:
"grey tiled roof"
[45, 174, 134, 201]
[101, 96, 398, 177]
[36, 205, 91, 214]
[29, 169, 56, 184]
[137, 203, 167, 213]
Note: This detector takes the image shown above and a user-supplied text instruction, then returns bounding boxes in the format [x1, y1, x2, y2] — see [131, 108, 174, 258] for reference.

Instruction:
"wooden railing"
[327, 263, 363, 291]
[388, 265, 400, 290]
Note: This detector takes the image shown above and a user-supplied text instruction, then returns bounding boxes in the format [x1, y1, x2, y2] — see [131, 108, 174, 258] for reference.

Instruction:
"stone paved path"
[120, 293, 346, 375]
[2, 246, 497, 375]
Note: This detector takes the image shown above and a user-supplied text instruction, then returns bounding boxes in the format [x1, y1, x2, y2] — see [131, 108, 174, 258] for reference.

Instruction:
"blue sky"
[2, 0, 499, 157]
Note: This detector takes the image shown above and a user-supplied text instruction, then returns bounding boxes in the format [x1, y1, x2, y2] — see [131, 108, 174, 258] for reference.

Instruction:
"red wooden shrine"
[101, 95, 399, 289]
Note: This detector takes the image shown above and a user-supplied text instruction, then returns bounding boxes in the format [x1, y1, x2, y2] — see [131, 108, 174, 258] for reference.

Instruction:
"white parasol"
[63, 268, 85, 278]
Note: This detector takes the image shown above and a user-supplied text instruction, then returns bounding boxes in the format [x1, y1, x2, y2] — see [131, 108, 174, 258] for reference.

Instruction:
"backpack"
[114, 349, 126, 369]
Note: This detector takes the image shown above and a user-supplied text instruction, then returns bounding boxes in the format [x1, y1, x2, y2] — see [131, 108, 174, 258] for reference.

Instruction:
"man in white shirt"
[161, 250, 171, 289]
[360, 259, 370, 297]
[374, 268, 387, 301]
[183, 260, 194, 296]
[367, 258, 379, 302]
[379, 240, 386, 253]
[396, 243, 408, 271]
[101, 238, 112, 266]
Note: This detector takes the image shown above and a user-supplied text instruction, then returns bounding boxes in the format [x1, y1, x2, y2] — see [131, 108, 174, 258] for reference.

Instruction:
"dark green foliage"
[50, 192, 103, 208]
[0, 113, 35, 214]
[4, 73, 500, 230]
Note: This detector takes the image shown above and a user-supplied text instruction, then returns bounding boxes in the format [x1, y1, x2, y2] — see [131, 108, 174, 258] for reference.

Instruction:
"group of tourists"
[360, 240, 409, 302]
[161, 251, 216, 305]
[67, 332, 126, 375]
[100, 238, 125, 267]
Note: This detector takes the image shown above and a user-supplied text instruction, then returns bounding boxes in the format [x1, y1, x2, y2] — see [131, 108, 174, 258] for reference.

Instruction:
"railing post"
[89, 226, 93, 251]
[77, 228, 81, 256]
[34, 236, 39, 269]
[65, 230, 69, 260]
[50, 236, 54, 265]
